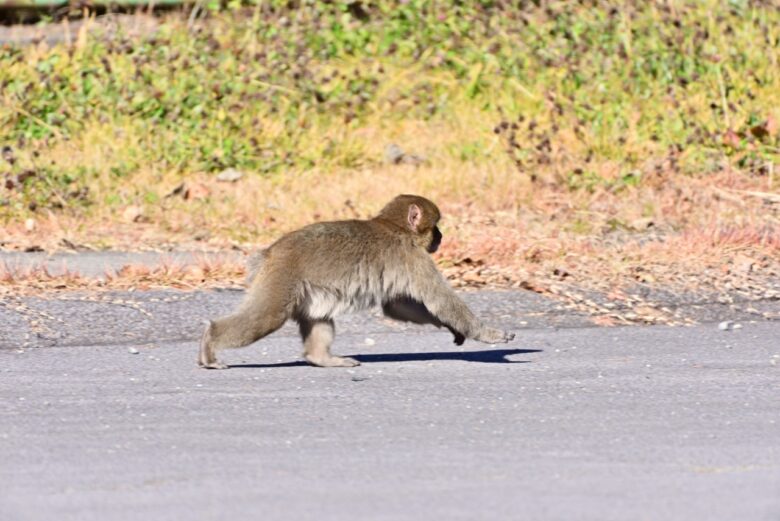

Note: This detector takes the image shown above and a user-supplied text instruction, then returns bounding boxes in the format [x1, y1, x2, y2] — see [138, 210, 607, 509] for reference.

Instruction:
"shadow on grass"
[229, 348, 542, 369]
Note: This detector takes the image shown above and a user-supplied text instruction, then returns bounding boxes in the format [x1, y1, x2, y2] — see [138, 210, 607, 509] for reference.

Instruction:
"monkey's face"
[427, 225, 442, 254]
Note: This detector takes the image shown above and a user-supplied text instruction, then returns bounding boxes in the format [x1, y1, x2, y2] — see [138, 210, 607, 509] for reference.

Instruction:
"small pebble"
[363, 338, 376, 346]
[216, 168, 244, 182]
[128, 347, 140, 354]
[718, 321, 733, 331]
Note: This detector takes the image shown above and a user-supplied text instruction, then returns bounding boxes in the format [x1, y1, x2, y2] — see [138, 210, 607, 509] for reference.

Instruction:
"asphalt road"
[1, 290, 778, 521]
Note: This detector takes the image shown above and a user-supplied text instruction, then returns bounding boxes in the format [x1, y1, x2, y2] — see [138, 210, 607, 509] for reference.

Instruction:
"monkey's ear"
[407, 204, 422, 231]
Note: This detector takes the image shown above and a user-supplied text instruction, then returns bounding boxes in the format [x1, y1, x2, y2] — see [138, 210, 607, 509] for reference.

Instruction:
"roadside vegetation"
[1, 1, 779, 319]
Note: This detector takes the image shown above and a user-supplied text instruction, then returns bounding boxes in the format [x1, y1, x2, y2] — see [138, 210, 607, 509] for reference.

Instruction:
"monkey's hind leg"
[198, 323, 228, 369]
[198, 294, 289, 370]
[298, 318, 360, 368]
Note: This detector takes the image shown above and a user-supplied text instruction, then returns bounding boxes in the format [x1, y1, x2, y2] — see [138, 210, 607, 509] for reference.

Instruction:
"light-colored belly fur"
[301, 285, 379, 319]
[297, 264, 412, 319]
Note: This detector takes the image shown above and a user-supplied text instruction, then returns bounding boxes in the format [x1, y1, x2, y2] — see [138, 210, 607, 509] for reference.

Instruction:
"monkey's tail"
[245, 249, 268, 286]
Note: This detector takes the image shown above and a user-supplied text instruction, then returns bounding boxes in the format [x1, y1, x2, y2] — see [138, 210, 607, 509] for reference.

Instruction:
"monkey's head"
[376, 194, 443, 253]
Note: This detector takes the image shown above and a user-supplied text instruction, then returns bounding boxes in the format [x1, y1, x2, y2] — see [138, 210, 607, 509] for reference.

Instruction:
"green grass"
[0, 0, 778, 220]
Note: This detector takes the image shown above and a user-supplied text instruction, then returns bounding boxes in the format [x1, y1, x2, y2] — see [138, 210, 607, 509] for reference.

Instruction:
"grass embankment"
[1, 2, 779, 316]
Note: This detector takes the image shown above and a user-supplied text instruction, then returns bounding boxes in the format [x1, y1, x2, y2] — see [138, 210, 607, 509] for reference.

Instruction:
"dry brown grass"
[0, 256, 245, 296]
[3, 153, 778, 301]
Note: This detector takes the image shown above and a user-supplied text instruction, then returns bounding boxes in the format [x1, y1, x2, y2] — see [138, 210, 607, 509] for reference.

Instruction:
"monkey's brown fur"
[199, 194, 515, 369]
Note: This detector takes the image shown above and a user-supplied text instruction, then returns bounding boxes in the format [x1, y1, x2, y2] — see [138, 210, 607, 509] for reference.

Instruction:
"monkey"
[199, 194, 515, 369]
[248, 251, 466, 344]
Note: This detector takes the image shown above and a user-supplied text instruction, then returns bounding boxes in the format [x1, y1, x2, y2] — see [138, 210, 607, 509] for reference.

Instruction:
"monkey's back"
[260, 219, 415, 319]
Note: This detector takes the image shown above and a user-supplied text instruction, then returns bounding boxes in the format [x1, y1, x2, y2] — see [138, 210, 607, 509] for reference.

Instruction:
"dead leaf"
[184, 183, 211, 200]
[732, 254, 755, 275]
[517, 280, 544, 292]
[750, 115, 778, 140]
[637, 273, 656, 283]
[122, 206, 144, 223]
[165, 183, 186, 198]
[766, 115, 778, 136]
[17, 170, 36, 184]
[185, 265, 205, 279]
[634, 305, 664, 319]
[630, 217, 654, 230]
[592, 315, 618, 326]
[383, 143, 426, 165]
[1, 146, 15, 165]
[462, 271, 485, 284]
[722, 129, 741, 148]
[59, 238, 83, 251]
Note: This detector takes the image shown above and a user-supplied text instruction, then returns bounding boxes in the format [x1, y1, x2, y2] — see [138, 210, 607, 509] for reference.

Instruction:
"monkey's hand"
[475, 327, 515, 344]
[452, 330, 466, 346]
[443, 325, 465, 345]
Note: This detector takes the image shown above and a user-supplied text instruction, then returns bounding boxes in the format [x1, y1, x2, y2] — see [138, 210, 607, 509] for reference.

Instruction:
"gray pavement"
[0, 289, 592, 350]
[1, 288, 779, 521]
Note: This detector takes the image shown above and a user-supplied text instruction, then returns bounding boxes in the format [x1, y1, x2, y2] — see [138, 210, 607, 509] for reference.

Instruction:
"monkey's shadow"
[229, 348, 541, 369]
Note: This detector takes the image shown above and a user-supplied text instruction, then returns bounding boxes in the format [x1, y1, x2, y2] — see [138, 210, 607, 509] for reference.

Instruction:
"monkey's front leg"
[382, 297, 465, 345]
[415, 266, 515, 344]
[438, 300, 514, 344]
[298, 318, 360, 367]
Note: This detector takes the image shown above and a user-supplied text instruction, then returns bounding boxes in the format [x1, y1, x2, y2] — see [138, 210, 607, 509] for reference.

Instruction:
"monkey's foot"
[198, 359, 229, 370]
[305, 355, 361, 368]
